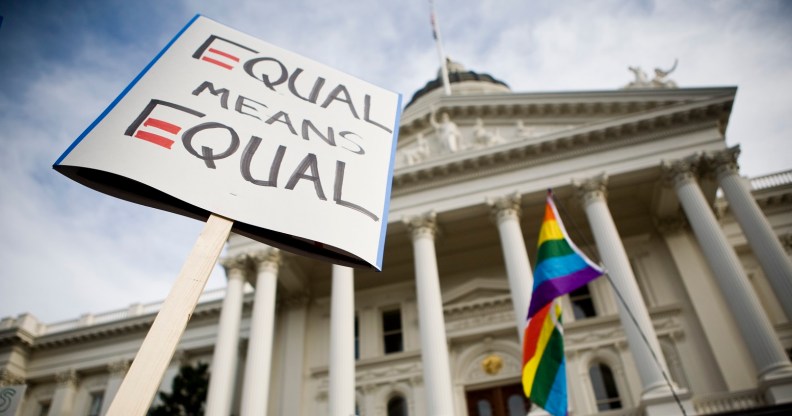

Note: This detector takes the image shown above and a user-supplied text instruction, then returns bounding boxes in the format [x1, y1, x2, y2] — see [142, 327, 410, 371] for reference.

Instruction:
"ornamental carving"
[430, 108, 462, 154]
[481, 354, 504, 375]
[55, 369, 79, 387]
[466, 352, 521, 382]
[487, 192, 522, 225]
[0, 369, 24, 387]
[220, 253, 249, 274]
[706, 146, 741, 180]
[574, 173, 608, 208]
[661, 156, 702, 188]
[107, 359, 130, 377]
[445, 308, 513, 332]
[403, 212, 438, 241]
[250, 248, 281, 274]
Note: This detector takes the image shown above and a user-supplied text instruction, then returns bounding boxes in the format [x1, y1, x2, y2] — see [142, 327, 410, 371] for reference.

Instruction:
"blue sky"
[1, 0, 791, 323]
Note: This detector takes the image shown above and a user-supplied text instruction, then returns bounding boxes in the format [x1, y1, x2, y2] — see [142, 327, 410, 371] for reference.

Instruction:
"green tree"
[149, 362, 209, 416]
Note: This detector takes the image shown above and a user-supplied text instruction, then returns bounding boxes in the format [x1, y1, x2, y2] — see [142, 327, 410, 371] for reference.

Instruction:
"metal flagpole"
[430, 0, 452, 95]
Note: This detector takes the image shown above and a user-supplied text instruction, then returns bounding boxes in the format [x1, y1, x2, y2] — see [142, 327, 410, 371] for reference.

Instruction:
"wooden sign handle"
[106, 214, 233, 415]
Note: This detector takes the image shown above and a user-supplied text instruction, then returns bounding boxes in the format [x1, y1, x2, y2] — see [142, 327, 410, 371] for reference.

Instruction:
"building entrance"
[465, 382, 531, 416]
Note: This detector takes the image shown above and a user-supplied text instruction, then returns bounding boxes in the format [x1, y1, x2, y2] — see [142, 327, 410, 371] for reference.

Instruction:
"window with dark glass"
[86, 391, 104, 416]
[570, 285, 596, 320]
[590, 363, 622, 411]
[38, 402, 51, 416]
[382, 309, 403, 354]
[354, 315, 360, 360]
[387, 395, 408, 416]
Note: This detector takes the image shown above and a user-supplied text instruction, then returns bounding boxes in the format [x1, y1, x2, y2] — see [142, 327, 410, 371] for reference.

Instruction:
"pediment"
[442, 278, 511, 307]
[394, 87, 735, 171]
[392, 89, 734, 192]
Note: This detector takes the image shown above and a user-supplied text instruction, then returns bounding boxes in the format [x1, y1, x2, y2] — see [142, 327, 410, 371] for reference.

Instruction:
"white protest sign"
[0, 385, 26, 416]
[54, 15, 402, 270]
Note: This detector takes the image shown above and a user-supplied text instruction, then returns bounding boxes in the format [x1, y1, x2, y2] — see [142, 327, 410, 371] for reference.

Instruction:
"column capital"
[55, 368, 79, 387]
[573, 173, 608, 208]
[661, 155, 702, 188]
[0, 369, 25, 387]
[107, 359, 131, 377]
[486, 192, 522, 225]
[706, 146, 741, 180]
[220, 253, 249, 275]
[404, 211, 438, 241]
[250, 248, 281, 274]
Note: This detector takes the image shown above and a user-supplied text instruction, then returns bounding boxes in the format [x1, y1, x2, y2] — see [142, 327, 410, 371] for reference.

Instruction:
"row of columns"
[205, 248, 281, 416]
[663, 150, 792, 395]
[204, 146, 791, 415]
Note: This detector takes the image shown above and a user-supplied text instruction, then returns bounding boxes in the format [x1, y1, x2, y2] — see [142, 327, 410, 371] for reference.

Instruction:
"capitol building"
[2, 61, 792, 416]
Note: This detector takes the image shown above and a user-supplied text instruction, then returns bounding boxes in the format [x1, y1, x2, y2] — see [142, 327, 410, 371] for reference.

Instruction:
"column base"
[760, 369, 792, 404]
[642, 389, 693, 416]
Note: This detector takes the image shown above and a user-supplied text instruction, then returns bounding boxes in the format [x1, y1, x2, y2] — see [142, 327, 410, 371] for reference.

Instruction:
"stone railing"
[750, 169, 792, 191]
[693, 389, 767, 415]
[26, 287, 231, 336]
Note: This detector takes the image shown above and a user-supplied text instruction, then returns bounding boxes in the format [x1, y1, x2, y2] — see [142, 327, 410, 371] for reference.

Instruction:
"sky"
[1, 0, 790, 324]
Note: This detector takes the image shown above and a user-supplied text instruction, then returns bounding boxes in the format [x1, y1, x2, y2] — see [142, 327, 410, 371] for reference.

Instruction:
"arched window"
[589, 363, 622, 411]
[387, 395, 408, 416]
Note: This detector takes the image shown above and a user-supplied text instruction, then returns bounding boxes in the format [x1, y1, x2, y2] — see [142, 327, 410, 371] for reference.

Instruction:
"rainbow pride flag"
[522, 192, 604, 416]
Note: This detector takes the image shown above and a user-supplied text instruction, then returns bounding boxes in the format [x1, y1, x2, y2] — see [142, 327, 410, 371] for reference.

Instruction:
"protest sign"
[0, 385, 26, 416]
[53, 15, 401, 415]
[55, 15, 402, 270]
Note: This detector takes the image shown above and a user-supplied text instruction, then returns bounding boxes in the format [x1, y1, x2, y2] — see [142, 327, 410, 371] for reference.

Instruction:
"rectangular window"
[382, 309, 403, 354]
[570, 285, 596, 320]
[86, 391, 104, 416]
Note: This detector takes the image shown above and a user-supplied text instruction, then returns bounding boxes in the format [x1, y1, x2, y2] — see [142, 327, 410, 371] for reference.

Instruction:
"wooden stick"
[106, 213, 233, 416]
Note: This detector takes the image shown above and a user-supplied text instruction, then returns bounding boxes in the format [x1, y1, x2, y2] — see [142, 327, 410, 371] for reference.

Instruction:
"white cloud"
[0, 0, 790, 323]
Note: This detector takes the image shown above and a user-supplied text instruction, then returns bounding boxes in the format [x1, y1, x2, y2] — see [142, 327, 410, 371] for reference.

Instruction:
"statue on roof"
[626, 66, 651, 88]
[624, 59, 678, 89]
[651, 59, 678, 88]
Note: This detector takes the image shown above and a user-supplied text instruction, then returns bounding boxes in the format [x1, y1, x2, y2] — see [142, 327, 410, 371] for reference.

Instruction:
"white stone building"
[2, 62, 792, 416]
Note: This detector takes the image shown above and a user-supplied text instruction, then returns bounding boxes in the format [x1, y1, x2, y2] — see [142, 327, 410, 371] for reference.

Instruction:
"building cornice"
[392, 95, 732, 196]
[29, 295, 239, 350]
[400, 87, 736, 132]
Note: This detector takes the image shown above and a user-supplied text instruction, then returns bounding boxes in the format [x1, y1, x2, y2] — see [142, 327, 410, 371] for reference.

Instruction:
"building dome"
[405, 58, 510, 108]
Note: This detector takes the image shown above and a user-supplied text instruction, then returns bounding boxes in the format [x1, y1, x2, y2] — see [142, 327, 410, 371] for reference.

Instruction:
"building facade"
[2, 63, 792, 416]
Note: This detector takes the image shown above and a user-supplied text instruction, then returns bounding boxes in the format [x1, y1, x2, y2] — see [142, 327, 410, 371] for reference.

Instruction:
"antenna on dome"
[429, 0, 452, 95]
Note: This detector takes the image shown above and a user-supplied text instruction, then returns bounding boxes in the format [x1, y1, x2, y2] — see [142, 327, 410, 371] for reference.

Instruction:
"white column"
[100, 360, 130, 415]
[404, 212, 455, 416]
[48, 369, 78, 416]
[328, 265, 356, 416]
[206, 254, 247, 416]
[488, 192, 533, 342]
[575, 175, 676, 400]
[278, 295, 309, 416]
[240, 248, 281, 416]
[665, 160, 792, 391]
[710, 147, 792, 321]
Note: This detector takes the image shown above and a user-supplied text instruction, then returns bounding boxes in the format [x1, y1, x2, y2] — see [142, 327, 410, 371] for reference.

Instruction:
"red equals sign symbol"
[134, 118, 182, 149]
[201, 48, 240, 70]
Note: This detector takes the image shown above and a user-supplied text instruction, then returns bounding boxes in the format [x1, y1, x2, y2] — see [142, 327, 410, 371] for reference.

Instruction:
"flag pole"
[430, 0, 452, 96]
[105, 214, 233, 415]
